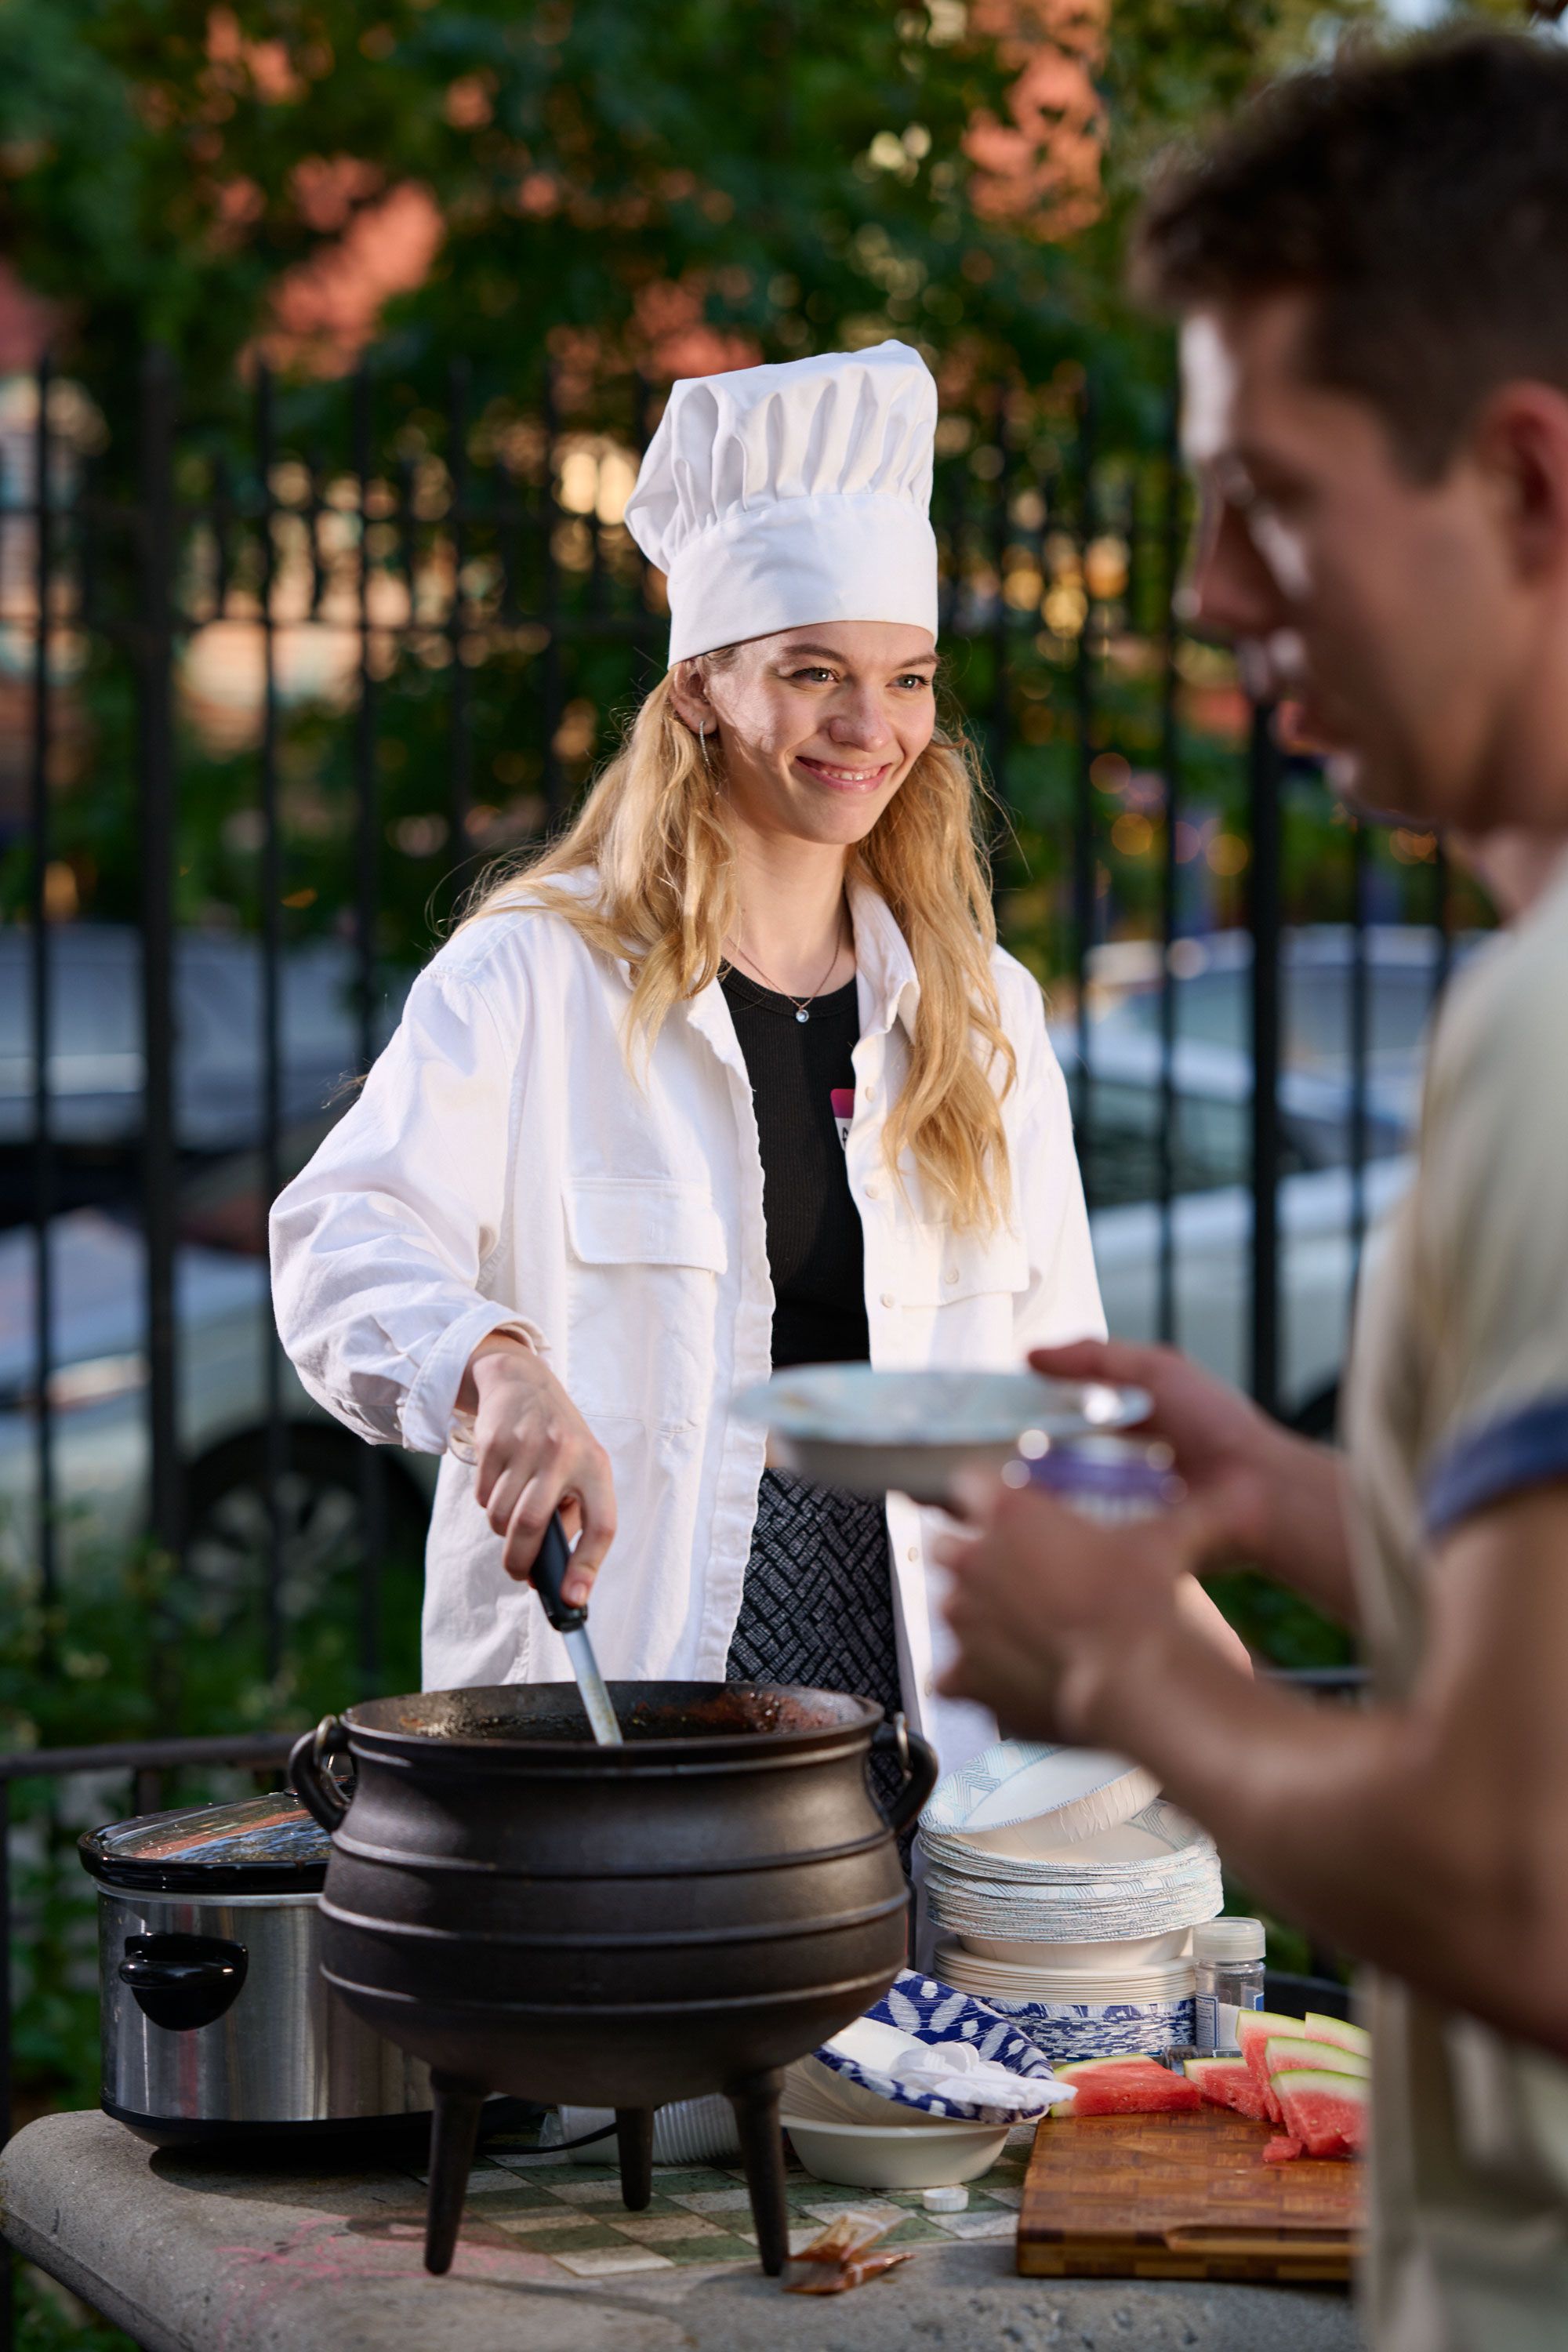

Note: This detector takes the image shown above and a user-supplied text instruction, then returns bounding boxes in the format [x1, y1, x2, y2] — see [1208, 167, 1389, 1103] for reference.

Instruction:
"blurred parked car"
[0, 1207, 431, 1656]
[0, 926, 412, 1222]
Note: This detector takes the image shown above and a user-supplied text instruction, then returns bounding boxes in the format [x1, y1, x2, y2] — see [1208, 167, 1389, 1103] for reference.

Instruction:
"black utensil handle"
[289, 1715, 351, 1831]
[871, 1711, 939, 1838]
[532, 1511, 587, 1634]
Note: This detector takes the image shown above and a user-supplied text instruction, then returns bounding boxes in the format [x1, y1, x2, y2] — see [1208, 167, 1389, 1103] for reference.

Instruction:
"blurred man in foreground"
[939, 33, 1568, 2351]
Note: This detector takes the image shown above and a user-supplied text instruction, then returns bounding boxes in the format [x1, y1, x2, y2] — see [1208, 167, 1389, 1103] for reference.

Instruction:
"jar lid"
[1192, 1916, 1265, 1962]
[79, 1793, 330, 1895]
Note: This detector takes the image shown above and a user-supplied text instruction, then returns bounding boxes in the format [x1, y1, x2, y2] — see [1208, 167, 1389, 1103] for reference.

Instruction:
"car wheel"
[174, 1427, 428, 1683]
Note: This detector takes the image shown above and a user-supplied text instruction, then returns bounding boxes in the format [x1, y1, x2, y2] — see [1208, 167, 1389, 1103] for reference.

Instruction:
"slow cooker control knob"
[118, 1933, 249, 2031]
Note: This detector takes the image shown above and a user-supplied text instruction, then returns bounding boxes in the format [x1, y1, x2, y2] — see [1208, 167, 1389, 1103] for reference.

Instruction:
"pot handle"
[289, 1715, 352, 1833]
[870, 1711, 939, 1839]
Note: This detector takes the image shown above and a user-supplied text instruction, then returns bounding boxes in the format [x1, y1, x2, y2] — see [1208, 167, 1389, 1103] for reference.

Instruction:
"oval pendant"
[795, 1007, 809, 1024]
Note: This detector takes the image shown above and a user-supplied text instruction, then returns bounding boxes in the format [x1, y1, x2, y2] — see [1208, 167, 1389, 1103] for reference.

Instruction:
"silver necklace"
[725, 921, 846, 1023]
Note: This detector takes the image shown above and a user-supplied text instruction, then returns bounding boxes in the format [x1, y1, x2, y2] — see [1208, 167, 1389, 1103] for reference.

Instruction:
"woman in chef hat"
[273, 342, 1240, 1780]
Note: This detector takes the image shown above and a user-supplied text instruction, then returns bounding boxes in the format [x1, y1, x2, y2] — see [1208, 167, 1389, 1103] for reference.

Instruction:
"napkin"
[887, 2038, 1073, 2115]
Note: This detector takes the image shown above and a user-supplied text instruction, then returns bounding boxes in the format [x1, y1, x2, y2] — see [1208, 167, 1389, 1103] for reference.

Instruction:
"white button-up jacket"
[270, 878, 1104, 1773]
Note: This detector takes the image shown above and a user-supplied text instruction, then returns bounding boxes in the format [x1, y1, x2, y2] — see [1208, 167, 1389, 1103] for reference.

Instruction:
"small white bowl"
[782, 2115, 1011, 2190]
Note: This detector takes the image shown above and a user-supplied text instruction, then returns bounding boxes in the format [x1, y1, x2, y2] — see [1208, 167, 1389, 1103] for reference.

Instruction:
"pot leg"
[424, 2072, 487, 2276]
[615, 2107, 655, 2210]
[726, 2069, 789, 2277]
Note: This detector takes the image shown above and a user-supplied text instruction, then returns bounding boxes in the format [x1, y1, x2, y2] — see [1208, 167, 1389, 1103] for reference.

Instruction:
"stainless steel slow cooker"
[80, 1791, 430, 2143]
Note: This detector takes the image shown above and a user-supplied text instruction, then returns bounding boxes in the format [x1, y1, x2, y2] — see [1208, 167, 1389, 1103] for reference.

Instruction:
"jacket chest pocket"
[898, 1225, 1029, 1309]
[563, 1178, 728, 1428]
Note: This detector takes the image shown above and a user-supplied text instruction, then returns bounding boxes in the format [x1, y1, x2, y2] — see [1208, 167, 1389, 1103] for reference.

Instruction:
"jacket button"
[863, 1086, 876, 1103]
[880, 1292, 895, 1308]
[946, 1268, 960, 1285]
[906, 1546, 918, 1563]
[866, 1181, 880, 1199]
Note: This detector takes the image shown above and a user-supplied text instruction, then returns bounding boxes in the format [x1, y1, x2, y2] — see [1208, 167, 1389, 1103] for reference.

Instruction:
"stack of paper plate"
[916, 1741, 1220, 2063]
[922, 1797, 1224, 1947]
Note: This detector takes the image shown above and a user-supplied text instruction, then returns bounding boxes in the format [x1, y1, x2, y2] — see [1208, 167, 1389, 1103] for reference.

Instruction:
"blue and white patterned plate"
[812, 1970, 1061, 2122]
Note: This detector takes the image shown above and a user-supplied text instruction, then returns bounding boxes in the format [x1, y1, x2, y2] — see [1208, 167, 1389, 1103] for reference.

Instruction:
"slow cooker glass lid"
[80, 1792, 331, 1894]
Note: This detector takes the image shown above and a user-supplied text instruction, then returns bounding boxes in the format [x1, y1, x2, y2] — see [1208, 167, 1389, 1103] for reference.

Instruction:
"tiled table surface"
[1, 2108, 1363, 2352]
[419, 2118, 1031, 2280]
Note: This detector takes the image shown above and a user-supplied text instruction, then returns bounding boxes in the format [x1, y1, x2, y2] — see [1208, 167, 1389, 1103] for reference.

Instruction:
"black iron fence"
[0, 345, 1462, 2323]
[4, 350, 1475, 1632]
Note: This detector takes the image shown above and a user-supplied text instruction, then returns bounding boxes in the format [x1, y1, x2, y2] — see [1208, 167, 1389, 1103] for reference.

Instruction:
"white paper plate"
[735, 1368, 1150, 1504]
[924, 1740, 1162, 1855]
[925, 1873, 1225, 1947]
[920, 1801, 1217, 1888]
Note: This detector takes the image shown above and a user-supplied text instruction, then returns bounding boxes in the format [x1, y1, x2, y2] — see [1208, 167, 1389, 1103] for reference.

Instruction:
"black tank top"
[719, 967, 870, 1369]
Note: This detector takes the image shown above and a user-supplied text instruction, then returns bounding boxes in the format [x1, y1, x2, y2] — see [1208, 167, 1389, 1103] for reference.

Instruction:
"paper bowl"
[735, 1367, 1150, 1505]
[812, 1970, 1061, 2121]
[926, 1741, 1162, 1857]
[958, 1928, 1191, 1970]
[783, 2056, 975, 2130]
[782, 2115, 1011, 2190]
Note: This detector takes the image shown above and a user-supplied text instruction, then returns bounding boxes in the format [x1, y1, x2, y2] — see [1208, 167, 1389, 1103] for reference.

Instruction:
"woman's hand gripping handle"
[459, 1334, 617, 1609]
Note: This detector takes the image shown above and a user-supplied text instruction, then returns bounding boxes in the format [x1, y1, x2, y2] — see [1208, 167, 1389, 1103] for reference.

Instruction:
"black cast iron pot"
[289, 1682, 936, 2275]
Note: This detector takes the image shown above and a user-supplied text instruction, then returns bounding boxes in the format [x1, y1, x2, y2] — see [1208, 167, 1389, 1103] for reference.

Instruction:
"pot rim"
[337, 1680, 887, 1766]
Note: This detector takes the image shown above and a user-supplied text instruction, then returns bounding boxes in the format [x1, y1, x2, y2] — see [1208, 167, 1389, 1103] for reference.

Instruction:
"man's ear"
[666, 658, 716, 739]
[1472, 383, 1568, 586]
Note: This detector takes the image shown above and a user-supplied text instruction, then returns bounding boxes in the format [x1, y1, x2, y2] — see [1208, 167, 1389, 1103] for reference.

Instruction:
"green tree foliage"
[0, 0, 1386, 422]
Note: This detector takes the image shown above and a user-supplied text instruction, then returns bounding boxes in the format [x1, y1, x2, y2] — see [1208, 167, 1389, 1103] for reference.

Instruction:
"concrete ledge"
[2, 2109, 1363, 2352]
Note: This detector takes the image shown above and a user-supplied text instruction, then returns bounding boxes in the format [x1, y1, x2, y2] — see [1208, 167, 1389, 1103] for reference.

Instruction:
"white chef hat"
[622, 340, 939, 665]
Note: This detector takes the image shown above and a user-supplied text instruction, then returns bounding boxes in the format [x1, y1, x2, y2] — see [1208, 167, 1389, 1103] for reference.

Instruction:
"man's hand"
[935, 1471, 1240, 1744]
[1031, 1338, 1357, 1624]
[459, 1336, 616, 1604]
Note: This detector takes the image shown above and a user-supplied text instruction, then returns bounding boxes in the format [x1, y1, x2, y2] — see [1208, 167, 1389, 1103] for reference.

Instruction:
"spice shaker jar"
[1192, 1916, 1266, 2052]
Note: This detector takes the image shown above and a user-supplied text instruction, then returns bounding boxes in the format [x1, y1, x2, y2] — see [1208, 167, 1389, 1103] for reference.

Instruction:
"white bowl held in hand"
[735, 1368, 1150, 1504]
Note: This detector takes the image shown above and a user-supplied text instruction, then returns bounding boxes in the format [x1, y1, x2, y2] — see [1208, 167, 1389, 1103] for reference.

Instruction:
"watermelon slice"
[1236, 2010, 1302, 2123]
[1051, 2056, 1202, 2117]
[1303, 2012, 1371, 2064]
[1272, 2067, 1367, 2158]
[1264, 2135, 1305, 2164]
[1265, 2035, 1369, 2083]
[1184, 2055, 1269, 2122]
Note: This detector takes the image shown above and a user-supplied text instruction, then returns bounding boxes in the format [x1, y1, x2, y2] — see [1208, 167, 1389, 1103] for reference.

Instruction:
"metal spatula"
[533, 1513, 623, 1747]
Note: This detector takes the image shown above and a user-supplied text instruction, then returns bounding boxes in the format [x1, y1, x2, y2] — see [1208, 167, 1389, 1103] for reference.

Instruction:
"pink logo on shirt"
[831, 1087, 854, 1150]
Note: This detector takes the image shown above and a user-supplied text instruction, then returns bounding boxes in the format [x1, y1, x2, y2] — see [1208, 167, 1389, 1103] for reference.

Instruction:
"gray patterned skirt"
[726, 1468, 908, 1849]
[725, 1468, 902, 1711]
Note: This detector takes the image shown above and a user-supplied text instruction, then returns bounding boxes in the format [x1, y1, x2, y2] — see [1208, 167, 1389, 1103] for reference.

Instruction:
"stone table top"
[1, 2108, 1363, 2352]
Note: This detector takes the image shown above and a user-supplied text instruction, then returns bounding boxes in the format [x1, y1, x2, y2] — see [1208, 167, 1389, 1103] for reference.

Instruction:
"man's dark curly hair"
[1134, 30, 1568, 481]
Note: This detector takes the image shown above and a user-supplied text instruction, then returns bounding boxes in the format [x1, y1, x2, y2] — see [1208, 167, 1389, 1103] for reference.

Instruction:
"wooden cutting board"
[1017, 2105, 1363, 2285]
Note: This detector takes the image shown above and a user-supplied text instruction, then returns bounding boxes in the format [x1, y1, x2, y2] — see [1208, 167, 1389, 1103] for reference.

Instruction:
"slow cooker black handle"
[290, 1714, 352, 1833]
[118, 1933, 248, 2031]
[871, 1711, 939, 1838]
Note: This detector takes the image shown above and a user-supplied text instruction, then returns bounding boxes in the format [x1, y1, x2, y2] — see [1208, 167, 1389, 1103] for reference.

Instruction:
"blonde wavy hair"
[463, 664, 1015, 1230]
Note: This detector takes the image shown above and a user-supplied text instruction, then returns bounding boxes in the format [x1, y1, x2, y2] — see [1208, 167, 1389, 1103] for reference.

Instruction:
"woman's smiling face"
[670, 619, 939, 849]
